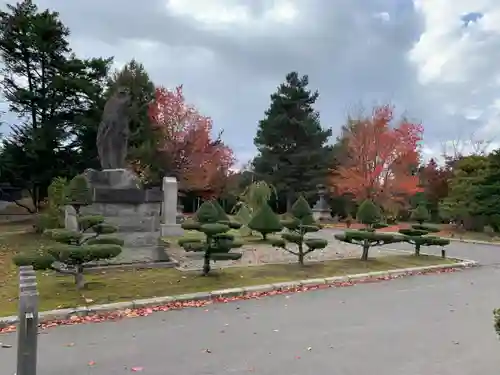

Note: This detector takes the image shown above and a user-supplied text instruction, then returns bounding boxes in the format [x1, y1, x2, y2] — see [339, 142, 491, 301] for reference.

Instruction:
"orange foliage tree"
[331, 105, 423, 211]
[147, 85, 235, 197]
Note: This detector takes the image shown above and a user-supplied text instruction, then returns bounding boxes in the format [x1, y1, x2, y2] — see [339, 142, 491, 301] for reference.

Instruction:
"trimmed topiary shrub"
[179, 200, 243, 275]
[13, 215, 123, 289]
[271, 195, 328, 265]
[399, 204, 450, 256]
[13, 175, 123, 289]
[212, 200, 230, 222]
[67, 174, 92, 213]
[411, 203, 430, 225]
[248, 202, 283, 240]
[335, 199, 402, 260]
[234, 203, 253, 236]
[494, 308, 500, 338]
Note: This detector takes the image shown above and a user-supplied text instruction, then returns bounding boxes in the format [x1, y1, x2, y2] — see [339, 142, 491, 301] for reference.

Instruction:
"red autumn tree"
[419, 158, 451, 207]
[147, 85, 235, 197]
[332, 105, 423, 210]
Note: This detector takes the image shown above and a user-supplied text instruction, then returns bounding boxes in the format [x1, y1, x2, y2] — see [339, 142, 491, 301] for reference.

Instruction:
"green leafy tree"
[335, 199, 402, 260]
[0, 0, 112, 207]
[473, 149, 500, 231]
[399, 204, 450, 256]
[248, 202, 283, 240]
[238, 180, 276, 213]
[253, 72, 333, 209]
[179, 201, 243, 275]
[440, 155, 489, 230]
[271, 196, 328, 265]
[13, 175, 123, 289]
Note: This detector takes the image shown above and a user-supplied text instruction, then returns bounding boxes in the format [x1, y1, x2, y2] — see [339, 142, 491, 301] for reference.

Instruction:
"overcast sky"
[1, 0, 500, 167]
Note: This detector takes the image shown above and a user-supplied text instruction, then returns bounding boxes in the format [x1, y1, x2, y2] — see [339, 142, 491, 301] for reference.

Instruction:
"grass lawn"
[0, 218, 34, 234]
[0, 231, 456, 316]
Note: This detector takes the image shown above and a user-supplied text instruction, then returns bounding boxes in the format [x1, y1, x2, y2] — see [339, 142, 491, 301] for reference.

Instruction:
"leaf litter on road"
[0, 267, 465, 335]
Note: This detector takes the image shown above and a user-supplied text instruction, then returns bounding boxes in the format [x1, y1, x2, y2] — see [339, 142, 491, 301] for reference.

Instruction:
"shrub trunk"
[75, 265, 85, 289]
[203, 253, 211, 276]
[361, 240, 369, 261]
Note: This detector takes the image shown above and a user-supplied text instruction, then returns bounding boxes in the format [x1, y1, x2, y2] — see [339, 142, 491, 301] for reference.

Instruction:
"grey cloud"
[0, 0, 490, 165]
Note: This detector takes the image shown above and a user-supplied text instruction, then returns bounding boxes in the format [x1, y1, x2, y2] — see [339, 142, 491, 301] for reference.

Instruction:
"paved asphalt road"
[1, 238, 500, 374]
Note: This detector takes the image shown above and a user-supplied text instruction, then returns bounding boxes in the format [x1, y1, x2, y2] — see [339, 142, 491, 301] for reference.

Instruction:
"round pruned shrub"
[218, 220, 242, 230]
[357, 199, 381, 227]
[411, 204, 430, 225]
[272, 195, 328, 265]
[67, 174, 92, 210]
[78, 215, 105, 231]
[13, 253, 56, 270]
[195, 201, 220, 224]
[200, 223, 230, 236]
[178, 201, 242, 275]
[181, 220, 201, 231]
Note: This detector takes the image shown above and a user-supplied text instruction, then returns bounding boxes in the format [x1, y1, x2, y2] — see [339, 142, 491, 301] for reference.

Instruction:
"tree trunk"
[74, 266, 85, 289]
[415, 243, 421, 256]
[298, 243, 304, 265]
[202, 253, 211, 276]
[298, 251, 304, 266]
[361, 240, 369, 261]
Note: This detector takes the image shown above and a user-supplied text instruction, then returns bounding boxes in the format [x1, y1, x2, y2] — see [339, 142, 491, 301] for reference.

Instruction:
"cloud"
[1, 0, 499, 168]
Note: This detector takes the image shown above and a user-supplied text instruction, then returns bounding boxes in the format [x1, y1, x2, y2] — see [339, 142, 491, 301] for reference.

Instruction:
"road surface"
[0, 239, 499, 374]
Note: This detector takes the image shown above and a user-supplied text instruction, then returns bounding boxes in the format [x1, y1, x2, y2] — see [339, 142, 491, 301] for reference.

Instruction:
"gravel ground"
[168, 230, 398, 271]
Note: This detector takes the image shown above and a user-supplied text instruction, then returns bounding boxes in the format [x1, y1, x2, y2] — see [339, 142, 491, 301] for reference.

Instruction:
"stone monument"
[96, 86, 130, 169]
[65, 88, 169, 264]
[312, 184, 332, 221]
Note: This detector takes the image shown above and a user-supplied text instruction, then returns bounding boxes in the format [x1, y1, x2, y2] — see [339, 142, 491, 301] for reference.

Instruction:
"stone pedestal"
[160, 177, 183, 237]
[312, 184, 332, 222]
[65, 169, 166, 264]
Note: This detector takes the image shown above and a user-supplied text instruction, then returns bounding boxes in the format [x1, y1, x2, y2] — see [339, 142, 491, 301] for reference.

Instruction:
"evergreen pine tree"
[253, 72, 333, 209]
[0, 0, 112, 207]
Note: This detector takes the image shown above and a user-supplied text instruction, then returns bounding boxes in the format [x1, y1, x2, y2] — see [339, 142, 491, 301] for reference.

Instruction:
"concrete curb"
[443, 237, 500, 246]
[0, 259, 477, 328]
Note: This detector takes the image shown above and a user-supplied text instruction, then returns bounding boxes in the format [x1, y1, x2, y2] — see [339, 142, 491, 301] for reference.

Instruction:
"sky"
[1, 0, 500, 167]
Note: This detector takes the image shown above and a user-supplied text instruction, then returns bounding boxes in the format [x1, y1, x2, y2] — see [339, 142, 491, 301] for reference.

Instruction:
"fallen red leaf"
[131, 366, 143, 372]
[0, 267, 466, 334]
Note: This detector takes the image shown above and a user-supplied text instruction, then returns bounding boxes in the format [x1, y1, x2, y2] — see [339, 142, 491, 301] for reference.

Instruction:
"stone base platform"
[65, 168, 171, 265]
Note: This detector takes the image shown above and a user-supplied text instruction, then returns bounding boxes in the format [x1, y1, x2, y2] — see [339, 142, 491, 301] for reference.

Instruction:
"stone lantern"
[312, 184, 331, 221]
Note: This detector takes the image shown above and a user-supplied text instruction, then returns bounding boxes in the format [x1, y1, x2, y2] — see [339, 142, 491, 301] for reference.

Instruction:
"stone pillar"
[312, 184, 332, 222]
[64, 205, 79, 231]
[160, 177, 183, 237]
